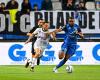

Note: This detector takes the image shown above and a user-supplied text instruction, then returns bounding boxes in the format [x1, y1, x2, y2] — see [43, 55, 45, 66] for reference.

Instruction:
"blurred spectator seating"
[75, 1, 87, 10]
[6, 0, 18, 24]
[21, 0, 32, 14]
[52, 1, 62, 10]
[29, 0, 43, 10]
[85, 1, 95, 10]
[0, 2, 6, 13]
[41, 0, 53, 10]
[51, 0, 59, 1]
[95, 0, 100, 10]
[61, 0, 75, 10]
[33, 4, 39, 11]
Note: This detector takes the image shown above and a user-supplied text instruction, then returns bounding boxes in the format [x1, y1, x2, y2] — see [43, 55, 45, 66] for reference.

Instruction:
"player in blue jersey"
[53, 17, 84, 73]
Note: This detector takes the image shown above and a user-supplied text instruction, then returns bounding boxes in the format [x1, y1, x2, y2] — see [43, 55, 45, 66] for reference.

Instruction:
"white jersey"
[33, 28, 50, 50]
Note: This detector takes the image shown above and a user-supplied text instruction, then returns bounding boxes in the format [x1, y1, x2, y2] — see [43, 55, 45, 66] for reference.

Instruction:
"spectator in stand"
[78, 1, 87, 10]
[21, 0, 32, 14]
[0, 3, 1, 10]
[85, 0, 95, 2]
[6, 0, 18, 24]
[33, 4, 39, 11]
[0, 2, 6, 13]
[62, 0, 75, 10]
[96, 1, 100, 10]
[75, 1, 87, 10]
[41, 0, 53, 10]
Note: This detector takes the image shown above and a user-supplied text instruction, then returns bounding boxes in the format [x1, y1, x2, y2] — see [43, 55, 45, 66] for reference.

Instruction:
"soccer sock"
[56, 58, 66, 69]
[31, 58, 37, 67]
[27, 59, 31, 63]
[37, 57, 40, 65]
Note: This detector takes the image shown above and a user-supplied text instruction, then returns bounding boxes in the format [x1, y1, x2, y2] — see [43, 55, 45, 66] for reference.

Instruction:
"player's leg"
[65, 44, 76, 72]
[53, 53, 71, 73]
[30, 48, 43, 71]
[53, 44, 76, 73]
[58, 42, 67, 59]
[58, 50, 65, 59]
[37, 57, 41, 65]
[32, 39, 41, 65]
[25, 41, 35, 68]
[53, 43, 67, 73]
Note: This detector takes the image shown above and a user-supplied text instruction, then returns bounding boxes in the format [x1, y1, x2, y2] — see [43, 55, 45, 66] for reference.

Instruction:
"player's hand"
[25, 40, 29, 44]
[27, 33, 32, 36]
[76, 32, 84, 39]
[75, 30, 78, 34]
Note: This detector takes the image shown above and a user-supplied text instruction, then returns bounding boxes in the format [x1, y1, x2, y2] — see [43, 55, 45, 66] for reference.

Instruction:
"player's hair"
[69, 17, 74, 20]
[37, 19, 43, 22]
[44, 21, 49, 23]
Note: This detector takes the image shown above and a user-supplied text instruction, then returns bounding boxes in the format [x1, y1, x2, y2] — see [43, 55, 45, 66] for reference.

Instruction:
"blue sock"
[56, 59, 66, 69]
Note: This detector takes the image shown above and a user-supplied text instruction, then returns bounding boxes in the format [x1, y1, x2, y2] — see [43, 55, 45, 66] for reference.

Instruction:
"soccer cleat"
[53, 67, 58, 73]
[66, 65, 73, 73]
[25, 59, 30, 68]
[30, 67, 34, 72]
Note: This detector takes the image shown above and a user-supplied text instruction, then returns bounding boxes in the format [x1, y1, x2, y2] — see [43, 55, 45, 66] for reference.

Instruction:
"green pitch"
[0, 65, 100, 80]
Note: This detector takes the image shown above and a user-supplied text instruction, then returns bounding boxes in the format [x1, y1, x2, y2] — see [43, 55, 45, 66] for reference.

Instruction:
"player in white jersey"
[33, 28, 50, 53]
[25, 22, 56, 71]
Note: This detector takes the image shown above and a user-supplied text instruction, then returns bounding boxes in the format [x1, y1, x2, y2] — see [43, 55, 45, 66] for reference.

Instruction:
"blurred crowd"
[0, 0, 99, 14]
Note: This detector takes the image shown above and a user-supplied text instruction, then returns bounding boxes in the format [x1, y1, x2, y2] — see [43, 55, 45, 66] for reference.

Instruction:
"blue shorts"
[61, 43, 77, 56]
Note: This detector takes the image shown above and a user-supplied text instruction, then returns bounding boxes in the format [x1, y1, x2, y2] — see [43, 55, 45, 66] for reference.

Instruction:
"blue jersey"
[62, 24, 81, 44]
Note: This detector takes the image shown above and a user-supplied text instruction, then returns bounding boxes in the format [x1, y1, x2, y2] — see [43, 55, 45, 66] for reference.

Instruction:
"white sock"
[27, 59, 31, 63]
[31, 58, 37, 67]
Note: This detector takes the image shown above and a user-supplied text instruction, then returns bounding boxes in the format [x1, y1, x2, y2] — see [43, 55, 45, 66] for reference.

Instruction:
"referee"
[25, 19, 44, 68]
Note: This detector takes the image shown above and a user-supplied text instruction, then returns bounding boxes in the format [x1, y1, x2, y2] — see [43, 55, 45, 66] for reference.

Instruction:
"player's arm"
[53, 27, 63, 33]
[25, 34, 34, 44]
[27, 33, 32, 36]
[47, 26, 66, 40]
[26, 26, 37, 36]
[50, 32, 56, 41]
[76, 28, 84, 39]
[49, 26, 66, 35]
[25, 28, 39, 44]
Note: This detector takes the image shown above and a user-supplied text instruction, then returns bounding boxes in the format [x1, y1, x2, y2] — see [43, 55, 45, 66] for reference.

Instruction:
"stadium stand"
[85, 1, 95, 10]
[52, 1, 62, 10]
[0, 0, 100, 42]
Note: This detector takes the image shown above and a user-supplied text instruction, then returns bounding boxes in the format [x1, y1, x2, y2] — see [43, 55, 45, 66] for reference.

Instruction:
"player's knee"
[35, 53, 40, 58]
[59, 56, 63, 59]
[64, 54, 72, 61]
[58, 51, 65, 59]
[59, 54, 64, 59]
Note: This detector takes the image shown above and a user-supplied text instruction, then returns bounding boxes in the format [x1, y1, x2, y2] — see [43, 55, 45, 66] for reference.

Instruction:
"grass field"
[0, 65, 100, 80]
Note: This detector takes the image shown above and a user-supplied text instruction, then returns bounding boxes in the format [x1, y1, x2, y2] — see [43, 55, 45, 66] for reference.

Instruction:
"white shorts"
[34, 40, 48, 51]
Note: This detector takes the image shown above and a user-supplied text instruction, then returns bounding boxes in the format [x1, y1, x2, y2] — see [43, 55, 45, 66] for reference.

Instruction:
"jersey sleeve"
[75, 24, 82, 32]
[29, 26, 38, 33]
[33, 28, 40, 34]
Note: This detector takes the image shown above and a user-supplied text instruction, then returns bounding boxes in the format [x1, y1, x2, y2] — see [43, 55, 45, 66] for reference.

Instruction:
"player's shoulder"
[37, 27, 42, 29]
[63, 24, 68, 28]
[66, 24, 69, 26]
[35, 28, 42, 31]
[74, 24, 80, 28]
[33, 25, 38, 28]
[74, 24, 79, 26]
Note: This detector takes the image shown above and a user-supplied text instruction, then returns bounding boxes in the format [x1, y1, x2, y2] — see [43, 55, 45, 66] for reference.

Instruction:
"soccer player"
[25, 22, 56, 71]
[25, 19, 44, 68]
[53, 17, 84, 73]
